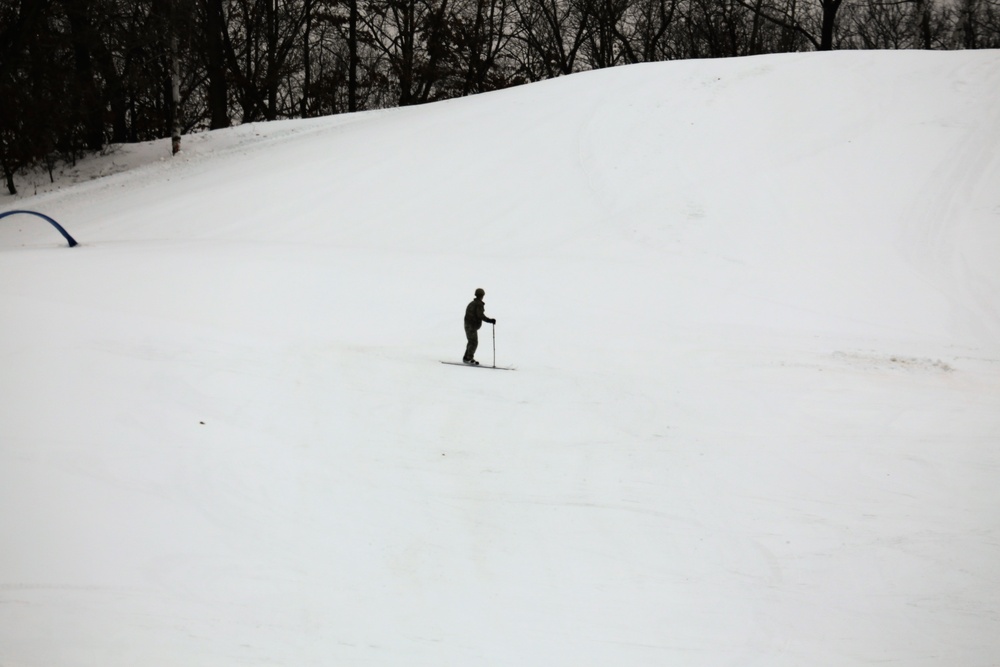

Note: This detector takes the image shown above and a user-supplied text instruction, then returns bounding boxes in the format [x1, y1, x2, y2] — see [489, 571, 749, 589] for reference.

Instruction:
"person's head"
[475, 288, 485, 299]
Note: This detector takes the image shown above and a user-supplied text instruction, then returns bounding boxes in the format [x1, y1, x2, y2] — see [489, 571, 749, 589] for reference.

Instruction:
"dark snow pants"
[464, 325, 478, 361]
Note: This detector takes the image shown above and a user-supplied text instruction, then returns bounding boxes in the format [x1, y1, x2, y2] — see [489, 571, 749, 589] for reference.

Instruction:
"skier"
[463, 288, 496, 365]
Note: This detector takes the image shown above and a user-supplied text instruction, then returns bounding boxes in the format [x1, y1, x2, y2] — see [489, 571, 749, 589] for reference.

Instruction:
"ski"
[441, 361, 515, 371]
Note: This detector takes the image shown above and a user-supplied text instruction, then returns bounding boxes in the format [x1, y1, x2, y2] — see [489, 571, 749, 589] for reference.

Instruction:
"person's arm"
[477, 301, 496, 325]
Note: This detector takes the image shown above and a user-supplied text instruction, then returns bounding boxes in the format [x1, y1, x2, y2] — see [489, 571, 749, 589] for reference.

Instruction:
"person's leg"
[464, 326, 478, 361]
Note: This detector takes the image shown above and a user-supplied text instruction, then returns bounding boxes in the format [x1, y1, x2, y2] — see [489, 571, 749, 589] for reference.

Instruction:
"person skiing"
[463, 288, 496, 365]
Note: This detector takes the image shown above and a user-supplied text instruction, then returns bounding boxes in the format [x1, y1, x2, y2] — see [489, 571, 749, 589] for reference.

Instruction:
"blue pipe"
[0, 210, 79, 247]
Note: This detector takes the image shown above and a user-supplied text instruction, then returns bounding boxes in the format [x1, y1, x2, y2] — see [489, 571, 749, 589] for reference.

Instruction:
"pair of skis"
[440, 360, 515, 371]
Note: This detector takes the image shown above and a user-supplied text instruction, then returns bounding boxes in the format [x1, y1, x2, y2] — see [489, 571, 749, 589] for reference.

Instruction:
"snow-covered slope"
[2, 50, 999, 666]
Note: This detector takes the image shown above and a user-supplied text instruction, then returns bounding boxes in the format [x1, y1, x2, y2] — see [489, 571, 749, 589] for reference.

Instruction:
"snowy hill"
[2, 50, 999, 666]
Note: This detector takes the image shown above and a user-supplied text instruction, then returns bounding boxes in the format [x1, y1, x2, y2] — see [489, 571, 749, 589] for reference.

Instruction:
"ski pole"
[492, 323, 496, 368]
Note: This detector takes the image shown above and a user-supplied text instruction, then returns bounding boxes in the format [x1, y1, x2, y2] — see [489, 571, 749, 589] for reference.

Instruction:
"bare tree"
[955, 0, 1000, 47]
[449, 0, 519, 94]
[201, 0, 232, 128]
[622, 0, 682, 61]
[510, 0, 593, 79]
[733, 0, 842, 50]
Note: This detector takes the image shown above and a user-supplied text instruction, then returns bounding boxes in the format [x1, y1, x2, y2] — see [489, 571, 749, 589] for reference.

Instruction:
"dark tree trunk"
[266, 0, 278, 119]
[204, 0, 231, 128]
[170, 28, 182, 152]
[301, 0, 313, 116]
[1, 158, 16, 196]
[819, 0, 842, 50]
[348, 0, 358, 112]
[62, 0, 105, 150]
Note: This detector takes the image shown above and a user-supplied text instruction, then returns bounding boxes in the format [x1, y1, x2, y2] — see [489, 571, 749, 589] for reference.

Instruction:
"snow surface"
[2, 50, 1000, 666]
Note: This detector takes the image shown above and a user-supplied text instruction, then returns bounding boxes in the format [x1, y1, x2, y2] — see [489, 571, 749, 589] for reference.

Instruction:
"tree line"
[2, 0, 998, 194]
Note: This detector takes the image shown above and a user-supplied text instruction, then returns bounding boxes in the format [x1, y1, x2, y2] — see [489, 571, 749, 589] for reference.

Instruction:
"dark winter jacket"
[465, 297, 494, 330]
